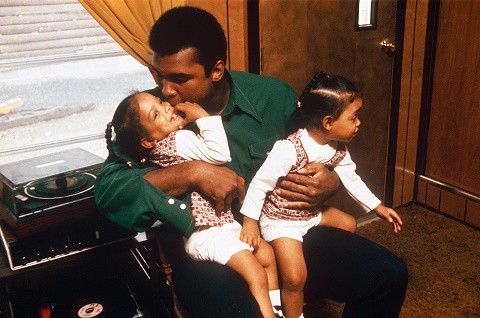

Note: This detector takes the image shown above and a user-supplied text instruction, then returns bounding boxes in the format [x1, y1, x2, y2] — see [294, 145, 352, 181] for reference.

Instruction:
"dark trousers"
[171, 226, 408, 318]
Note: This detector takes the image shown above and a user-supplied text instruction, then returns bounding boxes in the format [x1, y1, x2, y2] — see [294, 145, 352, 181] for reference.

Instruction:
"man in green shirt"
[97, 6, 407, 317]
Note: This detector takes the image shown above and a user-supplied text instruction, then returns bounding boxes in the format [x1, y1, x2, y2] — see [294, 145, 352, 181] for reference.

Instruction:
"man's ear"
[210, 60, 225, 82]
[322, 116, 334, 131]
[141, 137, 156, 149]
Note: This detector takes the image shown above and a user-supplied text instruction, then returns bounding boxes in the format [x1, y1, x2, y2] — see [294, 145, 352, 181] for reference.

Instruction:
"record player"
[0, 148, 105, 237]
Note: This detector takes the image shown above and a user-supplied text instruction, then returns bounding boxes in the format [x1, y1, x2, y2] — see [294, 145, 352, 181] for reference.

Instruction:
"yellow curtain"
[78, 0, 185, 67]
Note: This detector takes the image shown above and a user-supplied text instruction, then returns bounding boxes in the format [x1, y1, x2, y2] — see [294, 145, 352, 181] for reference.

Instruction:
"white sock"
[298, 314, 304, 318]
[269, 289, 281, 307]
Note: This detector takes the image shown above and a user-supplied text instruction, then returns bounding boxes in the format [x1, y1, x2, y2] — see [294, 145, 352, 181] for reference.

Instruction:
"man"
[96, 6, 407, 317]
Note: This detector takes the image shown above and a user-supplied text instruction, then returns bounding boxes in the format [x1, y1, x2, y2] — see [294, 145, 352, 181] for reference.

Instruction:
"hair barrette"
[296, 71, 328, 107]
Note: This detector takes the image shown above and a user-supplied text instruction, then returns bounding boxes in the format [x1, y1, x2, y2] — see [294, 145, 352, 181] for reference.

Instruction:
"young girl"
[105, 91, 281, 318]
[240, 72, 403, 318]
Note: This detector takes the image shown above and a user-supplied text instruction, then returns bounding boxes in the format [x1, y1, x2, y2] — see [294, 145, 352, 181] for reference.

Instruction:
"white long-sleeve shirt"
[240, 128, 381, 221]
[149, 116, 233, 227]
[173, 116, 231, 164]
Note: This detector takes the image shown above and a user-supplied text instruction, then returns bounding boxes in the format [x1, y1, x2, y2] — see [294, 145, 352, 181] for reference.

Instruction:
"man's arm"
[94, 158, 195, 236]
[275, 163, 340, 209]
[144, 160, 244, 213]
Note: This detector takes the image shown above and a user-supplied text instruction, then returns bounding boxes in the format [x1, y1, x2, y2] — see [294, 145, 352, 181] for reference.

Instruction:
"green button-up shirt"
[94, 70, 297, 237]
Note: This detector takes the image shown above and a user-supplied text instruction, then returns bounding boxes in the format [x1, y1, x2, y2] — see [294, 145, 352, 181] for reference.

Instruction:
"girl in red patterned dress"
[240, 72, 403, 318]
[105, 91, 280, 318]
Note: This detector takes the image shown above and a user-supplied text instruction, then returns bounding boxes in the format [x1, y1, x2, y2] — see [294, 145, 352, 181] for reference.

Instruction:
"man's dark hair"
[149, 6, 227, 76]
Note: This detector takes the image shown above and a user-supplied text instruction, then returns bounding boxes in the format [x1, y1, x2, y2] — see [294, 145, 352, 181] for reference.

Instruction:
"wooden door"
[259, 0, 399, 217]
[423, 0, 480, 196]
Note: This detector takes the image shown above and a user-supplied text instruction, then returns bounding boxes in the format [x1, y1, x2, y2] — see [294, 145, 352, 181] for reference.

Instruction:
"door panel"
[260, 0, 398, 217]
[259, 0, 309, 92]
[424, 0, 480, 196]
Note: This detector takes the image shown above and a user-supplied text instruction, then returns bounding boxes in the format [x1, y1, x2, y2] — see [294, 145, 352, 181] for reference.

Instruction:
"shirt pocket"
[248, 136, 279, 172]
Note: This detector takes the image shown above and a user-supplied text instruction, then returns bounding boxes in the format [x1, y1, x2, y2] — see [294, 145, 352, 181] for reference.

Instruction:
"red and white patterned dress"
[262, 131, 346, 221]
[148, 117, 234, 227]
[241, 128, 381, 222]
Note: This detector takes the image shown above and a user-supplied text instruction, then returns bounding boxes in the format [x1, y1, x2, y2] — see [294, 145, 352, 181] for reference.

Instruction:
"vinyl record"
[49, 278, 140, 318]
[23, 172, 95, 200]
[51, 297, 108, 318]
[35, 174, 88, 194]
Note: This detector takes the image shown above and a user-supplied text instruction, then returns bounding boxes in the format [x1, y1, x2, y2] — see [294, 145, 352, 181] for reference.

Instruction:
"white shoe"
[273, 305, 285, 318]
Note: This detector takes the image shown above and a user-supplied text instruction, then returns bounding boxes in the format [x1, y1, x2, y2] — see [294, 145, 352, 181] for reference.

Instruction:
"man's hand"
[240, 216, 261, 249]
[276, 162, 339, 209]
[191, 162, 245, 214]
[144, 161, 244, 213]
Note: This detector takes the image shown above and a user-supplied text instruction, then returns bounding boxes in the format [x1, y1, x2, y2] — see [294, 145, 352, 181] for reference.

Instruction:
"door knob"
[381, 40, 397, 55]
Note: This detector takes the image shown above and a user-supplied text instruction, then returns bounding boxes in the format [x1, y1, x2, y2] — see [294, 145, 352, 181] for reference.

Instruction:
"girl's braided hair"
[105, 91, 151, 164]
[292, 71, 360, 131]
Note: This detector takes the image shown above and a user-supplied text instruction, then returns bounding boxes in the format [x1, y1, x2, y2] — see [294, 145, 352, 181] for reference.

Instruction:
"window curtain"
[78, 0, 186, 67]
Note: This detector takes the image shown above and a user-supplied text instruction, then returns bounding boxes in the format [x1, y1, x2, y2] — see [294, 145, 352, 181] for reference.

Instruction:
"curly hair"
[149, 6, 227, 76]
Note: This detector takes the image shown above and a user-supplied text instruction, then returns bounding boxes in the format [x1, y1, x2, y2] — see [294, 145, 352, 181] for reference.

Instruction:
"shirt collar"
[221, 71, 263, 123]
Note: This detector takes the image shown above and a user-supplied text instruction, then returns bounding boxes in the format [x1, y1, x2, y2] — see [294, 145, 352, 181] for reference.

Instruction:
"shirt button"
[168, 199, 174, 205]
[180, 204, 187, 210]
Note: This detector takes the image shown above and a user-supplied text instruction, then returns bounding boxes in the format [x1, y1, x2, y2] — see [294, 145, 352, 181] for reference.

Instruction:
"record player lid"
[0, 148, 104, 187]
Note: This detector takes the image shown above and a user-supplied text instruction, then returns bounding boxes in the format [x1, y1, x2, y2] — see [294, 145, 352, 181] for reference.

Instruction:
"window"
[0, 2, 154, 165]
[356, 0, 378, 31]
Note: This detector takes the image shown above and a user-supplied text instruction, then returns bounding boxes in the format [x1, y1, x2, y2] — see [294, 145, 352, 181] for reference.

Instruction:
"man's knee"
[372, 252, 408, 302]
[173, 262, 263, 317]
[386, 257, 408, 296]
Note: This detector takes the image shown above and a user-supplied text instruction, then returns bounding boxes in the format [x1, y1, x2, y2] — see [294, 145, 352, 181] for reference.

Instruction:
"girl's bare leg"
[227, 250, 275, 318]
[253, 239, 279, 291]
[320, 206, 357, 233]
[272, 238, 306, 318]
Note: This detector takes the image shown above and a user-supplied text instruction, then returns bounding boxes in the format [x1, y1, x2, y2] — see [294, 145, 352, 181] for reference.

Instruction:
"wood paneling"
[226, 0, 248, 71]
[183, 0, 248, 72]
[417, 179, 427, 204]
[393, 0, 429, 207]
[466, 200, 480, 228]
[426, 183, 440, 210]
[425, 0, 480, 196]
[440, 190, 466, 221]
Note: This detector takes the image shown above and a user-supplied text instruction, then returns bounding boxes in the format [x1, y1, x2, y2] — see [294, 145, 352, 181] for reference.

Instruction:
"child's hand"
[174, 102, 209, 124]
[374, 204, 403, 233]
[240, 216, 261, 249]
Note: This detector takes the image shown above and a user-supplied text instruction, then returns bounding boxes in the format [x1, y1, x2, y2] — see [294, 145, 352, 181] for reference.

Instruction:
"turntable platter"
[24, 173, 96, 200]
[35, 174, 88, 195]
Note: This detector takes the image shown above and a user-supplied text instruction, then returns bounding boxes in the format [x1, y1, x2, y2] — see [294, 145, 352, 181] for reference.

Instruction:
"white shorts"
[259, 212, 323, 242]
[184, 221, 253, 265]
